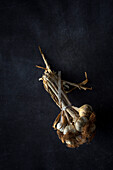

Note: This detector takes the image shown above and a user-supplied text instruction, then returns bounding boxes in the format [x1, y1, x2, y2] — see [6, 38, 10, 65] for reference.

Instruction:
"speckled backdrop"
[1, 0, 113, 170]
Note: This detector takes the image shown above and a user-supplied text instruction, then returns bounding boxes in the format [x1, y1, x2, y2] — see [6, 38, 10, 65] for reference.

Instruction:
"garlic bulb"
[57, 122, 65, 132]
[79, 104, 93, 117]
[57, 122, 62, 130]
[75, 116, 88, 132]
[75, 121, 82, 132]
[63, 124, 76, 135]
[65, 140, 72, 145]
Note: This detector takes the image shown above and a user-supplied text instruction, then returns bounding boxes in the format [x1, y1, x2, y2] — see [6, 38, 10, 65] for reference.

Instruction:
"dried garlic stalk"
[36, 47, 96, 148]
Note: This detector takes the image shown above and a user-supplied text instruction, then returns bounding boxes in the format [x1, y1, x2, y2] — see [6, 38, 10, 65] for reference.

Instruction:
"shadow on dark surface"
[1, 0, 113, 170]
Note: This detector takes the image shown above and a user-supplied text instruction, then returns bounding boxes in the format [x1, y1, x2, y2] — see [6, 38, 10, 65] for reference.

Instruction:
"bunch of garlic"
[56, 104, 96, 148]
[37, 47, 96, 148]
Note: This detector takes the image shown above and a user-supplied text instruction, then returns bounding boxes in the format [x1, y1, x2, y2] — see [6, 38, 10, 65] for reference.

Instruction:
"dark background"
[1, 0, 113, 169]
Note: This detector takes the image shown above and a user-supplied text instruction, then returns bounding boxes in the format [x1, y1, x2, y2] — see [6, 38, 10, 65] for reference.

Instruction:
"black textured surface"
[1, 0, 113, 170]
